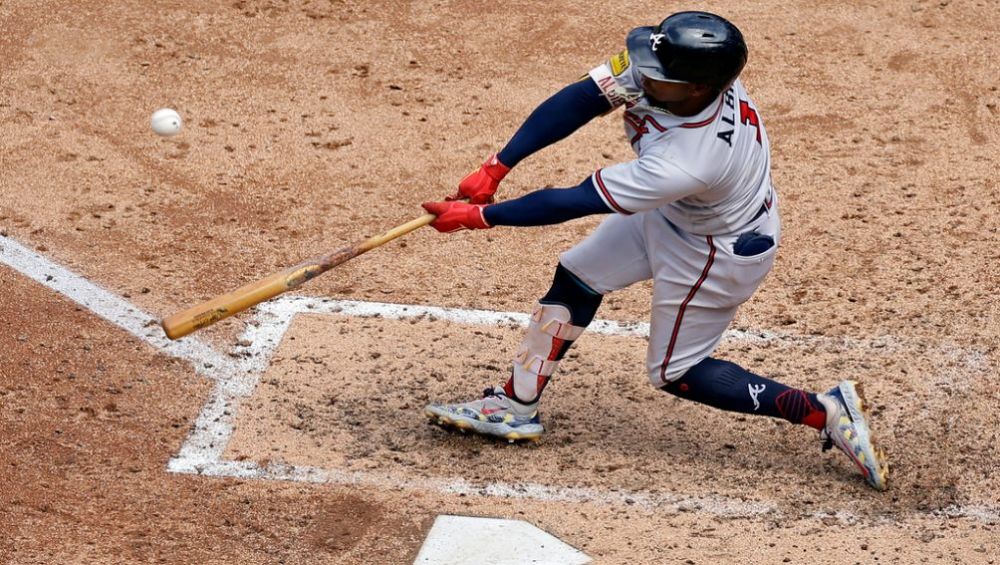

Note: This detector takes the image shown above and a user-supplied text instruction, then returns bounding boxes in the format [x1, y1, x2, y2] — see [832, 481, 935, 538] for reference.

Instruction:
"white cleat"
[425, 387, 543, 442]
[818, 380, 890, 491]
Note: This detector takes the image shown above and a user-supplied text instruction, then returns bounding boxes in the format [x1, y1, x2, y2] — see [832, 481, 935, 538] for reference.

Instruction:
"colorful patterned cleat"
[425, 387, 544, 442]
[817, 380, 890, 491]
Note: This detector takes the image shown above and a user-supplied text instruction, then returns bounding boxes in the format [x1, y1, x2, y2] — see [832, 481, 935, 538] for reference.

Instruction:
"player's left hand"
[421, 201, 492, 233]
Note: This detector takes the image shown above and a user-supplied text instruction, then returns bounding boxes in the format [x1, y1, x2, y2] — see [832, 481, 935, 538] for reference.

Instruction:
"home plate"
[414, 515, 591, 564]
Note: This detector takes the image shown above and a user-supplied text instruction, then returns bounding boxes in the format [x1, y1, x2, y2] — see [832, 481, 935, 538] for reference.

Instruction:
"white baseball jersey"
[559, 48, 781, 385]
[587, 51, 774, 236]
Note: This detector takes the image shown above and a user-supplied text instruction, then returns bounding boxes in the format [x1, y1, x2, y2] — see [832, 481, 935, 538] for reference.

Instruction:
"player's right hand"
[447, 153, 511, 204]
[422, 201, 492, 233]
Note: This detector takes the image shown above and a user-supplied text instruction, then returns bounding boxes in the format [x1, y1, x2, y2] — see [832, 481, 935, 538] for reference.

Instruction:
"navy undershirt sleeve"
[497, 78, 612, 168]
[483, 177, 612, 227]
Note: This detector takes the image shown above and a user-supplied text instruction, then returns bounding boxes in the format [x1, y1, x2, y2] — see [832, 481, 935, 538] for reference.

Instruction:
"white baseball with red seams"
[151, 108, 182, 136]
[560, 53, 780, 385]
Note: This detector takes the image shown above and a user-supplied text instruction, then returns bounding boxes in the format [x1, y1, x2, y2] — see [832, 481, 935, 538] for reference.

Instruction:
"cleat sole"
[840, 381, 890, 491]
[425, 406, 543, 442]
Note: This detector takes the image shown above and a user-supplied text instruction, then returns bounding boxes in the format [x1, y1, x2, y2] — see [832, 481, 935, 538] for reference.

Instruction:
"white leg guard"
[510, 303, 586, 403]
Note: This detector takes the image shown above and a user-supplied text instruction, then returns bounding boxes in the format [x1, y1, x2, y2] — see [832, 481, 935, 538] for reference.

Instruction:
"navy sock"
[660, 357, 827, 429]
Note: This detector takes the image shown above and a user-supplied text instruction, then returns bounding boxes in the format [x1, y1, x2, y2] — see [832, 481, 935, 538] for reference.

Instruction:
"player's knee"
[540, 262, 603, 327]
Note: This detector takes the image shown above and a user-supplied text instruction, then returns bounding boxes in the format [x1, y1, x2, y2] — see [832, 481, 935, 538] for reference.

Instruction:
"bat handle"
[356, 213, 436, 254]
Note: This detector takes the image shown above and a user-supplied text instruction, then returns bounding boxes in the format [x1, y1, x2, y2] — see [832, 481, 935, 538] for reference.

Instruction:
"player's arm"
[497, 79, 613, 168]
[422, 153, 708, 232]
[423, 178, 612, 232]
[451, 79, 613, 204]
[452, 50, 636, 205]
[588, 155, 708, 215]
[495, 50, 638, 169]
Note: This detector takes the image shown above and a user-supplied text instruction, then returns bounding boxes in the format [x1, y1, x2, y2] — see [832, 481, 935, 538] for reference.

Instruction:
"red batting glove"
[422, 201, 492, 233]
[447, 153, 511, 204]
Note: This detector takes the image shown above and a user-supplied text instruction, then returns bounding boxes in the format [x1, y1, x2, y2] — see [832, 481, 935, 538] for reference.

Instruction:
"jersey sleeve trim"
[587, 64, 630, 108]
[592, 169, 633, 215]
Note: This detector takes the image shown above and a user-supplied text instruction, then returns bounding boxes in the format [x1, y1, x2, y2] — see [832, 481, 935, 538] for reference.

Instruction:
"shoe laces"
[480, 386, 536, 415]
[817, 394, 837, 452]
[821, 434, 834, 452]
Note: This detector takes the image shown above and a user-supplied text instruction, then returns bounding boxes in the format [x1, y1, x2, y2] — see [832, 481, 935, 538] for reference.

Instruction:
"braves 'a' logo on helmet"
[649, 32, 665, 51]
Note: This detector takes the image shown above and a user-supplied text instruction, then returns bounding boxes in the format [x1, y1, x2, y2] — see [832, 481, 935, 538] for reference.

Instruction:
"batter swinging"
[421, 11, 889, 491]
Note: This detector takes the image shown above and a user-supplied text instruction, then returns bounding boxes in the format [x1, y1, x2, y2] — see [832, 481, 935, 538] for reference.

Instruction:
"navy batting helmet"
[626, 11, 748, 90]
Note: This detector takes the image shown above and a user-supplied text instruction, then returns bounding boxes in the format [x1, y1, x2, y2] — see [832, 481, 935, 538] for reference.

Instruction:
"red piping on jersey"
[659, 235, 717, 383]
[594, 169, 632, 215]
[678, 97, 725, 129]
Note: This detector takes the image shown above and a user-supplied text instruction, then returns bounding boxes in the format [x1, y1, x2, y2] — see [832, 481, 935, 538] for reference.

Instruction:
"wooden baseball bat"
[161, 213, 436, 340]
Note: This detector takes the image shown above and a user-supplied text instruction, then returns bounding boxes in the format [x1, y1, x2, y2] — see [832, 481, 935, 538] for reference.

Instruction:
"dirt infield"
[2, 0, 998, 563]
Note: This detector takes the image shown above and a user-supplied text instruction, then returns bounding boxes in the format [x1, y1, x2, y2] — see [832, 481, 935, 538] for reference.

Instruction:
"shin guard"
[508, 303, 586, 404]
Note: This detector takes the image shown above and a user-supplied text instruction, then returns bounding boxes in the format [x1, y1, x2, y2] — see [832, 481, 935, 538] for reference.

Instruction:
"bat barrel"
[161, 263, 319, 339]
[159, 213, 436, 340]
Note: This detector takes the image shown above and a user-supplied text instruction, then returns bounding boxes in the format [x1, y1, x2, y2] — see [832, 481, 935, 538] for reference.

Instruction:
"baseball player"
[421, 11, 889, 490]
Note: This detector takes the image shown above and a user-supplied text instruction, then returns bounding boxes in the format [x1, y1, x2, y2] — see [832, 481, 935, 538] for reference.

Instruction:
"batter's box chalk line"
[1, 234, 996, 525]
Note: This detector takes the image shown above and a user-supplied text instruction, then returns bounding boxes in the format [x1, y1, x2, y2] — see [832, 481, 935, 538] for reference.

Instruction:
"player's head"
[627, 11, 748, 93]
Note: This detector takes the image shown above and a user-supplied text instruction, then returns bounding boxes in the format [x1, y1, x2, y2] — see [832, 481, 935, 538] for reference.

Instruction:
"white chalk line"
[239, 295, 990, 374]
[167, 457, 773, 518]
[2, 233, 996, 524]
[0, 236, 239, 380]
[172, 295, 998, 523]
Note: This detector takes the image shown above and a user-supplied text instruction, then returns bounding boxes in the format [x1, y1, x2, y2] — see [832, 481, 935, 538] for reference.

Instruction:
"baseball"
[151, 108, 182, 137]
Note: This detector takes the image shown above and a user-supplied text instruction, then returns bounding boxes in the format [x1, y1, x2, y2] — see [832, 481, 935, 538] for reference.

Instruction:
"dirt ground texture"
[2, 0, 999, 563]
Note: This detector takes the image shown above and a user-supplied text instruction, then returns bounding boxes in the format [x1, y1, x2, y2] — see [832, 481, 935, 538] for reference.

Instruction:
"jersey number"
[739, 100, 762, 144]
[624, 110, 666, 145]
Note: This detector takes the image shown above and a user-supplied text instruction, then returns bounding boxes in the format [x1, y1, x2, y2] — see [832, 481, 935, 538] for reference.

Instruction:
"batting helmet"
[626, 11, 748, 90]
